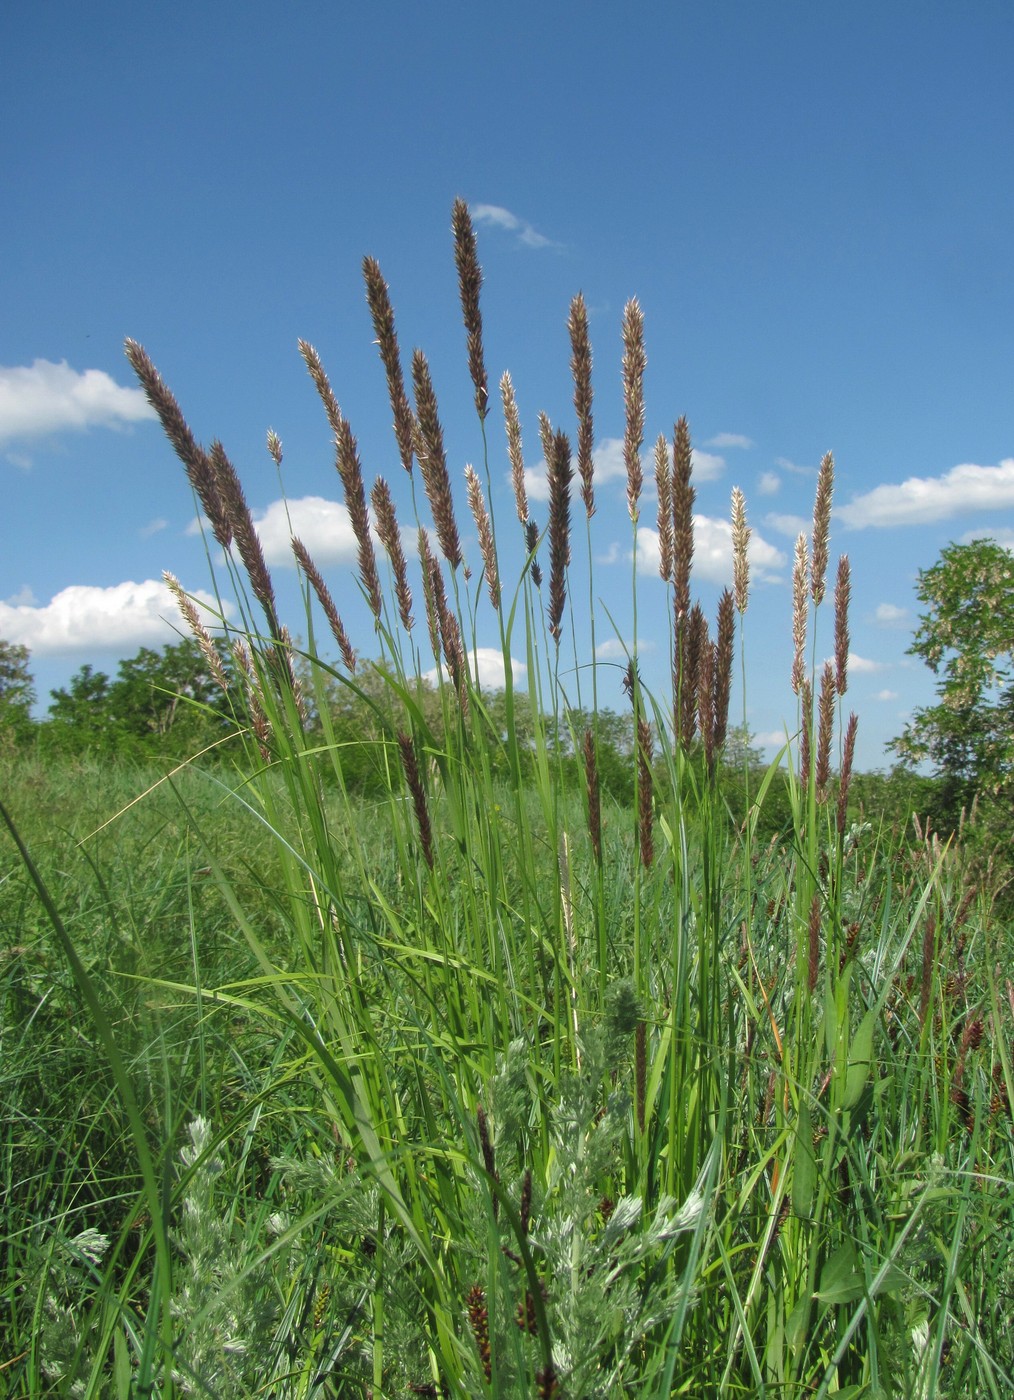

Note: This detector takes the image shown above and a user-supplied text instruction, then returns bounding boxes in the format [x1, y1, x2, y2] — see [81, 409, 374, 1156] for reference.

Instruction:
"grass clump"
[3, 203, 1014, 1397]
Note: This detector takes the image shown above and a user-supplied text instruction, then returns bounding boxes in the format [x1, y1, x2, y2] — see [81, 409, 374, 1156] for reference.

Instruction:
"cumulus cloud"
[874, 689, 899, 701]
[875, 602, 909, 626]
[775, 456, 818, 477]
[594, 637, 655, 661]
[754, 728, 793, 750]
[959, 526, 1014, 549]
[471, 204, 555, 249]
[140, 517, 169, 538]
[424, 646, 526, 691]
[838, 459, 1014, 528]
[705, 433, 754, 450]
[0, 579, 228, 654]
[633, 517, 785, 583]
[764, 512, 810, 539]
[758, 471, 781, 496]
[0, 359, 156, 445]
[848, 652, 887, 674]
[253, 496, 359, 566]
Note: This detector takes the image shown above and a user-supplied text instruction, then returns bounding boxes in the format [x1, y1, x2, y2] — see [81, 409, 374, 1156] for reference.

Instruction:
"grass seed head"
[569, 290, 595, 517]
[363, 255, 416, 474]
[452, 198, 489, 419]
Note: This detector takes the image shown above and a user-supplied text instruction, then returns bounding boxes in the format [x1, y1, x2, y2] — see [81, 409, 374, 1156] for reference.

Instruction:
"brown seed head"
[791, 532, 809, 694]
[209, 440, 278, 634]
[837, 712, 858, 837]
[500, 371, 529, 526]
[298, 340, 343, 440]
[464, 464, 500, 610]
[398, 730, 434, 869]
[799, 678, 813, 788]
[334, 417, 383, 619]
[808, 892, 821, 994]
[622, 298, 646, 521]
[816, 660, 835, 801]
[370, 477, 414, 631]
[292, 538, 357, 672]
[163, 572, 229, 694]
[583, 728, 602, 865]
[731, 486, 751, 614]
[547, 430, 573, 642]
[569, 291, 595, 517]
[451, 198, 489, 419]
[834, 554, 851, 695]
[362, 255, 416, 475]
[811, 451, 834, 605]
[412, 349, 462, 569]
[672, 417, 695, 621]
[713, 588, 735, 755]
[654, 434, 674, 582]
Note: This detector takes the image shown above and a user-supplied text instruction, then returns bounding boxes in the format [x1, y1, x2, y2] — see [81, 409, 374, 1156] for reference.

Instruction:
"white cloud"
[775, 456, 818, 477]
[754, 728, 792, 749]
[0, 579, 228, 654]
[424, 646, 526, 691]
[471, 203, 555, 249]
[5, 584, 37, 607]
[848, 652, 887, 674]
[0, 359, 156, 444]
[692, 449, 725, 481]
[764, 511, 810, 538]
[5, 449, 33, 470]
[594, 636, 656, 660]
[875, 602, 908, 626]
[758, 471, 781, 496]
[633, 517, 785, 583]
[959, 526, 1014, 549]
[253, 496, 358, 566]
[838, 459, 1014, 528]
[140, 517, 169, 538]
[705, 433, 754, 450]
[523, 435, 724, 506]
[874, 689, 899, 701]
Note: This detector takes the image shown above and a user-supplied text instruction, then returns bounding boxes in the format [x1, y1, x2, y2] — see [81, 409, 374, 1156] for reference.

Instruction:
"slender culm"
[791, 532, 808, 695]
[398, 731, 435, 870]
[452, 198, 489, 419]
[810, 451, 834, 606]
[834, 554, 851, 695]
[672, 416, 695, 623]
[363, 255, 416, 475]
[655, 434, 674, 583]
[547, 429, 573, 642]
[465, 463, 500, 610]
[370, 478, 414, 631]
[209, 440, 279, 636]
[298, 339, 344, 440]
[816, 660, 835, 801]
[837, 711, 858, 837]
[569, 291, 595, 517]
[501, 370, 529, 526]
[583, 727, 602, 865]
[637, 716, 654, 868]
[412, 349, 463, 569]
[164, 572, 229, 693]
[622, 298, 646, 522]
[335, 416, 383, 620]
[125, 340, 233, 550]
[731, 486, 751, 614]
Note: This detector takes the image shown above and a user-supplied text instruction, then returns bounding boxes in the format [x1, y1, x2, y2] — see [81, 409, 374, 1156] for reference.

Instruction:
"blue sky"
[2, 3, 1013, 769]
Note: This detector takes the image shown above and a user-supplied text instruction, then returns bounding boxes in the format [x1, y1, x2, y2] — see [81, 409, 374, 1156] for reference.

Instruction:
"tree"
[890, 538, 1014, 816]
[0, 640, 36, 749]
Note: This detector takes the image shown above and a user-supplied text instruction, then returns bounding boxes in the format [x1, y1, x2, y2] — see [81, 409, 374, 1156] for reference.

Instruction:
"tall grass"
[3, 204, 1014, 1396]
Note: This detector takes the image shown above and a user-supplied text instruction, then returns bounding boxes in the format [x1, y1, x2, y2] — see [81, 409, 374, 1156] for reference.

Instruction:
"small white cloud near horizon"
[849, 652, 887, 674]
[874, 689, 899, 701]
[765, 511, 810, 538]
[5, 449, 33, 470]
[0, 578, 229, 654]
[775, 456, 818, 477]
[140, 517, 169, 538]
[758, 471, 780, 496]
[959, 526, 1014, 549]
[754, 728, 792, 749]
[5, 584, 37, 607]
[839, 458, 1014, 528]
[875, 602, 909, 626]
[633, 517, 785, 584]
[705, 433, 754, 450]
[424, 646, 526, 691]
[0, 359, 156, 445]
[594, 637, 656, 661]
[471, 203, 555, 249]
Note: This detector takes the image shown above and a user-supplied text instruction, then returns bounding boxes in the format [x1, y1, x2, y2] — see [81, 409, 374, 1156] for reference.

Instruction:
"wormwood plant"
[4, 202, 1014, 1397]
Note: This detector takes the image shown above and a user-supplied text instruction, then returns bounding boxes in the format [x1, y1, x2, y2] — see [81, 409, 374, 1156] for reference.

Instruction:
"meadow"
[3, 203, 1013, 1398]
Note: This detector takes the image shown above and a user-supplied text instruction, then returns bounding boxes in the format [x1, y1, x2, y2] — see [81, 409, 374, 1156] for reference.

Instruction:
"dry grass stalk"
[637, 716, 654, 868]
[291, 538, 357, 671]
[208, 440, 279, 635]
[298, 339, 344, 440]
[547, 429, 573, 642]
[713, 588, 735, 756]
[335, 417, 383, 620]
[163, 572, 229, 693]
[815, 661, 836, 801]
[397, 731, 435, 870]
[464, 464, 500, 610]
[583, 728, 602, 865]
[654, 435, 674, 582]
[621, 298, 646, 521]
[362, 256, 416, 475]
[569, 291, 595, 517]
[418, 529, 442, 663]
[808, 892, 821, 994]
[834, 554, 851, 695]
[837, 711, 858, 837]
[452, 198, 489, 419]
[370, 478, 414, 631]
[731, 487, 751, 614]
[810, 451, 834, 605]
[501, 370, 529, 526]
[412, 348, 463, 569]
[125, 340, 233, 550]
[791, 532, 809, 695]
[799, 678, 813, 788]
[672, 416, 695, 622]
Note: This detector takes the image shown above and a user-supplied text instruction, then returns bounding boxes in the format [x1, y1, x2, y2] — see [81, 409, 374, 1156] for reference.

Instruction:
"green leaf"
[843, 1008, 876, 1110]
[792, 1099, 817, 1220]
[816, 1242, 864, 1305]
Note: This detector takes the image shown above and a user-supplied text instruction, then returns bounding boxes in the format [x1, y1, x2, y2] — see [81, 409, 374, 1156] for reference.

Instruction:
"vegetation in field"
[3, 202, 1014, 1398]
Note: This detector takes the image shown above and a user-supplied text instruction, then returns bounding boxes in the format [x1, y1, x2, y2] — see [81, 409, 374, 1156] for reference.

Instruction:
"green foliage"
[0, 637, 36, 750]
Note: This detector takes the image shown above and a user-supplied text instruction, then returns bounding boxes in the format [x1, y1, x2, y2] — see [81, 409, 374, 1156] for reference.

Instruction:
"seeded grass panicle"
[5, 199, 1014, 1398]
